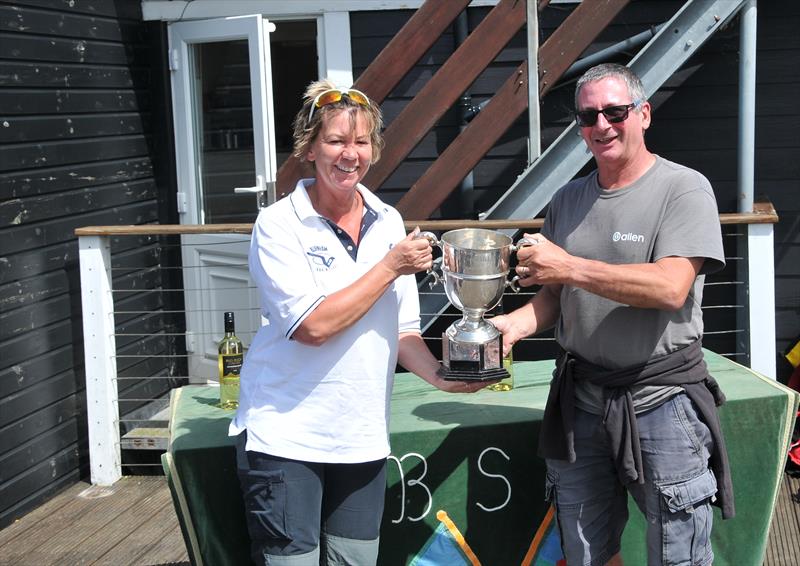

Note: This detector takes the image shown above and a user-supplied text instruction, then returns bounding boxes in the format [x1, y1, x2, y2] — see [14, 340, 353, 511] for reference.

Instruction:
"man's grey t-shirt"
[542, 156, 725, 414]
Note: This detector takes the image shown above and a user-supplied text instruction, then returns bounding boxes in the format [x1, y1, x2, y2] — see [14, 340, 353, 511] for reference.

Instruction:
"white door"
[169, 15, 278, 381]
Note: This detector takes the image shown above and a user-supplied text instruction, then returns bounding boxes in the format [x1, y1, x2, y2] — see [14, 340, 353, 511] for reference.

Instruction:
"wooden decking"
[0, 473, 798, 565]
[764, 472, 800, 566]
[0, 477, 188, 566]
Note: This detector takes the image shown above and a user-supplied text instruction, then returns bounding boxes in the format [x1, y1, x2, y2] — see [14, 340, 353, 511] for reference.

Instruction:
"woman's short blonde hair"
[291, 78, 385, 164]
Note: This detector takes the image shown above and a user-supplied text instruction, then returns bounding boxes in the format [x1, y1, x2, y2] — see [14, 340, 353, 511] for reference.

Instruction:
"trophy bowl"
[439, 228, 513, 314]
[420, 228, 530, 381]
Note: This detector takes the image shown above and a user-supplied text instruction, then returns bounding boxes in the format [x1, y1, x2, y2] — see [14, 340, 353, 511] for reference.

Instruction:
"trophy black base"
[439, 366, 510, 382]
[441, 330, 506, 382]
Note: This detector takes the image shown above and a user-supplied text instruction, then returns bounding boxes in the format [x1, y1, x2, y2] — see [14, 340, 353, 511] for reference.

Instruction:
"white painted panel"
[79, 236, 122, 485]
[748, 223, 777, 379]
[318, 12, 353, 87]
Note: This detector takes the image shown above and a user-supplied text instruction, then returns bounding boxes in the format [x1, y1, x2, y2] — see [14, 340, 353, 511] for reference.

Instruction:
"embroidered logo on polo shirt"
[612, 231, 645, 243]
[307, 246, 335, 269]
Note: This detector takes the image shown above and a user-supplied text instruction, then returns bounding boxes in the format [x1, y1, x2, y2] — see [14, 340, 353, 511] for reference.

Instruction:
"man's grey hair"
[574, 63, 647, 109]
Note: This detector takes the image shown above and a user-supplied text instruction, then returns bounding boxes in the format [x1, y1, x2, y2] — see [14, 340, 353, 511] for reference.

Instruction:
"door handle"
[234, 175, 275, 209]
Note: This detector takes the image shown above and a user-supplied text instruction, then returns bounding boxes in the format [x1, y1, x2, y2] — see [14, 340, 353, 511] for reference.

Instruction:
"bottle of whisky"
[218, 311, 243, 409]
[488, 303, 514, 391]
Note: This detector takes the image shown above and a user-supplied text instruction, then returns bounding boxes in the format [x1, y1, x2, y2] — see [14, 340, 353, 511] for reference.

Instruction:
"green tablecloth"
[162, 351, 798, 565]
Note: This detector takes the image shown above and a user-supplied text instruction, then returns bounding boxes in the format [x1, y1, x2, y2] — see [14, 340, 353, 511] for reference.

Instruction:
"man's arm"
[566, 255, 703, 310]
[515, 235, 704, 311]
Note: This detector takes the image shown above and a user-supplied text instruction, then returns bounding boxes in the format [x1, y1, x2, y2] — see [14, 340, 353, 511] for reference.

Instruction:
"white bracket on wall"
[169, 48, 179, 71]
[176, 191, 188, 214]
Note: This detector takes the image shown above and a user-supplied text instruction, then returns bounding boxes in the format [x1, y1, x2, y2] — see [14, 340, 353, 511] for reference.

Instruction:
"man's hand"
[491, 283, 562, 355]
[491, 314, 527, 357]
[514, 233, 574, 287]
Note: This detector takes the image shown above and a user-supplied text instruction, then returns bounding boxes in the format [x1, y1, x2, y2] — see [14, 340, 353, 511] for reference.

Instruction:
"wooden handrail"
[74, 201, 778, 237]
[75, 224, 256, 236]
[719, 200, 780, 225]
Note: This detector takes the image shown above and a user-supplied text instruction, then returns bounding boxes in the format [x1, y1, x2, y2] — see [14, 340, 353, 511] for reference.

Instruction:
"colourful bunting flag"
[785, 337, 800, 392]
[786, 337, 800, 368]
[410, 510, 480, 566]
[521, 505, 566, 566]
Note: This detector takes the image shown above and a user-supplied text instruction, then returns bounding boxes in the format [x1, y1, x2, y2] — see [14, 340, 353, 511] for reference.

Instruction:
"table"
[162, 351, 798, 565]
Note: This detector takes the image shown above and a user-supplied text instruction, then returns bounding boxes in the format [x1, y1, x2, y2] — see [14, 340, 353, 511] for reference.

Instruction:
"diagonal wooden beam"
[538, 0, 630, 96]
[393, 0, 550, 219]
[397, 62, 530, 219]
[361, 0, 527, 192]
[276, 0, 471, 198]
[354, 0, 472, 103]
[398, 0, 630, 220]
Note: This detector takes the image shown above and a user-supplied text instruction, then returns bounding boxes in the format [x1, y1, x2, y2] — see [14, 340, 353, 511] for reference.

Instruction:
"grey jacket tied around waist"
[538, 339, 735, 519]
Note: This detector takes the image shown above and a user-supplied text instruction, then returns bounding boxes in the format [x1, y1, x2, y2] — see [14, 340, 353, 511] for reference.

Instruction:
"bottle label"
[221, 353, 243, 376]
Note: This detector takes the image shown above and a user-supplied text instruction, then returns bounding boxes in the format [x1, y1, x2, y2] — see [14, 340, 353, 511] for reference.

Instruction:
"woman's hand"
[398, 333, 497, 393]
[381, 227, 433, 277]
[428, 367, 499, 393]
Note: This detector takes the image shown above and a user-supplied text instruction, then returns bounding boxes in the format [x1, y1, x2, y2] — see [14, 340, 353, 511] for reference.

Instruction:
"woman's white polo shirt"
[229, 179, 421, 463]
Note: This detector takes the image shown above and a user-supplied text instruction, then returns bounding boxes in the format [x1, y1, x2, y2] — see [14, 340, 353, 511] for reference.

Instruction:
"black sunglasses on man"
[575, 101, 642, 127]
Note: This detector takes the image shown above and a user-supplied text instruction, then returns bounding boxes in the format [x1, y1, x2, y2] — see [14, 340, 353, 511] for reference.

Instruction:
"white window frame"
[142, 1, 504, 22]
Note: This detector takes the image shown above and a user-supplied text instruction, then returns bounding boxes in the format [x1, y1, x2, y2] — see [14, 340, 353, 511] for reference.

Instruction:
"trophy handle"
[511, 235, 540, 251]
[416, 230, 439, 247]
[415, 231, 443, 288]
[508, 235, 541, 292]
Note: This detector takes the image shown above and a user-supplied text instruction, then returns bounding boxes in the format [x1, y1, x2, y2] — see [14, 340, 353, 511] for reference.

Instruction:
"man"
[493, 63, 734, 566]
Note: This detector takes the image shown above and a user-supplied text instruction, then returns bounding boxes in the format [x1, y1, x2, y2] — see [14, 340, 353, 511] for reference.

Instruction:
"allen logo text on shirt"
[612, 231, 645, 243]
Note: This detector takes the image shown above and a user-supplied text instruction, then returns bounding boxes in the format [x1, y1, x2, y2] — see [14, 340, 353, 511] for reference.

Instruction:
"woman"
[229, 79, 486, 565]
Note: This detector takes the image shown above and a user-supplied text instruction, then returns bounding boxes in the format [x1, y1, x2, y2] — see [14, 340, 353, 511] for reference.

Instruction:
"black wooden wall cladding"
[0, 0, 180, 528]
[0, 0, 797, 528]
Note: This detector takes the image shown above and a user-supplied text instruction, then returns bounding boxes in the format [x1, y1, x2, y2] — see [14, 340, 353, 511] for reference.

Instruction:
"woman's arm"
[292, 230, 432, 346]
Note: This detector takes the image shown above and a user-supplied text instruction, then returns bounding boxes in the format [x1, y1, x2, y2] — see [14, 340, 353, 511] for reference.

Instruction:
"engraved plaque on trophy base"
[439, 322, 510, 382]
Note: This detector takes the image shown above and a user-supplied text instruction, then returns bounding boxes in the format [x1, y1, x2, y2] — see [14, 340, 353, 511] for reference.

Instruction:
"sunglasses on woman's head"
[575, 101, 641, 127]
[308, 88, 371, 124]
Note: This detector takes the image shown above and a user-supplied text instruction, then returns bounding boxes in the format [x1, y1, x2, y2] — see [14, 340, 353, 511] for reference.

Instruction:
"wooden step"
[121, 427, 169, 450]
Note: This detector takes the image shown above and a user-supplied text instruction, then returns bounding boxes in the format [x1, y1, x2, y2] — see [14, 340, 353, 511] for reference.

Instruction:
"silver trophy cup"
[420, 228, 535, 381]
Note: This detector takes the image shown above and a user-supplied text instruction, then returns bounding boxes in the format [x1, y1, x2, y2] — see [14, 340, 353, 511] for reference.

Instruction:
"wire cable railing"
[75, 206, 778, 484]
